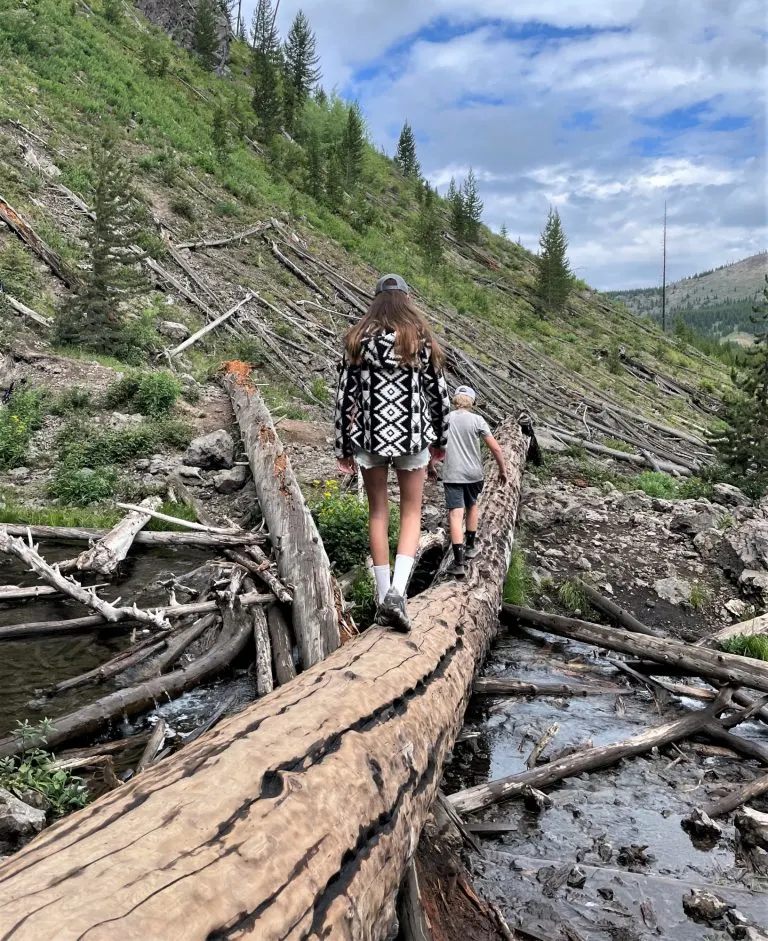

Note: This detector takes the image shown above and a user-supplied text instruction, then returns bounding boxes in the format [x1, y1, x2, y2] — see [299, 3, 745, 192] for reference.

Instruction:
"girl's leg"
[391, 467, 426, 596]
[361, 466, 391, 566]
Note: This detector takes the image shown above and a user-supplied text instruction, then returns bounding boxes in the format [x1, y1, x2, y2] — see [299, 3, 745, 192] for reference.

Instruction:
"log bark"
[266, 602, 296, 686]
[503, 605, 768, 694]
[0, 420, 528, 941]
[703, 772, 768, 818]
[547, 429, 693, 476]
[0, 523, 266, 547]
[696, 612, 768, 648]
[396, 861, 432, 941]
[135, 719, 166, 774]
[167, 294, 253, 358]
[576, 580, 663, 637]
[449, 688, 733, 815]
[225, 548, 293, 604]
[253, 606, 274, 697]
[153, 614, 218, 674]
[0, 583, 103, 602]
[176, 222, 268, 251]
[0, 587, 252, 760]
[223, 362, 340, 668]
[114, 502, 241, 534]
[75, 496, 162, 575]
[45, 635, 171, 696]
[473, 677, 624, 698]
[4, 293, 51, 327]
[0, 195, 78, 286]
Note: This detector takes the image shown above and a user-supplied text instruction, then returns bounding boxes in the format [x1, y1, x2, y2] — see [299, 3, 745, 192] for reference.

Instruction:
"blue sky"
[244, 0, 767, 291]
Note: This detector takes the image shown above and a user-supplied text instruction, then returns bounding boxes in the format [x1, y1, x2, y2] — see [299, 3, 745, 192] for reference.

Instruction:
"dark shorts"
[444, 480, 484, 511]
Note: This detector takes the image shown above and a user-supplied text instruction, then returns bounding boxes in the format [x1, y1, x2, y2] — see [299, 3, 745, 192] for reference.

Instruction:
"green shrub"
[721, 635, 768, 662]
[55, 419, 192, 472]
[310, 377, 330, 404]
[503, 548, 533, 606]
[689, 583, 709, 612]
[170, 197, 195, 220]
[634, 471, 678, 499]
[603, 438, 634, 454]
[0, 720, 88, 817]
[50, 386, 93, 416]
[676, 476, 713, 500]
[145, 500, 198, 531]
[134, 371, 182, 417]
[104, 372, 143, 409]
[349, 569, 376, 627]
[312, 480, 398, 573]
[49, 463, 119, 504]
[558, 579, 587, 614]
[0, 387, 46, 470]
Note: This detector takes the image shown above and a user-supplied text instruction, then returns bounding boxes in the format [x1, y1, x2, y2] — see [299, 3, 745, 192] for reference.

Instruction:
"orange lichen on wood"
[222, 360, 255, 391]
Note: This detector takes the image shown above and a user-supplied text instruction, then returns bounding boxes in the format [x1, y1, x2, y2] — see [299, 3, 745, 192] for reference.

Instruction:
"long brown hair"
[345, 290, 445, 369]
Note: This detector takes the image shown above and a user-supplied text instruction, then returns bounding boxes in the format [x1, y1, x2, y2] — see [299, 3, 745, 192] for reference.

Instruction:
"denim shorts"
[355, 448, 430, 471]
[444, 480, 484, 510]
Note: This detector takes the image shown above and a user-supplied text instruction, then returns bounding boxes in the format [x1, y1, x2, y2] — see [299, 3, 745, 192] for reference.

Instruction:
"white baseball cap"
[454, 385, 476, 401]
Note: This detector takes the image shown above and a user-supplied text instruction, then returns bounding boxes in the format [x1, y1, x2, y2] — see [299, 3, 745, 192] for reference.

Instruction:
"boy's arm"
[483, 434, 508, 483]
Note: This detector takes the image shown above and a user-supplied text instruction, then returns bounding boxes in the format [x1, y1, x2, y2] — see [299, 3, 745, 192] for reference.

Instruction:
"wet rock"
[713, 483, 751, 507]
[681, 808, 723, 844]
[536, 862, 573, 898]
[735, 806, 768, 875]
[522, 785, 552, 813]
[617, 844, 653, 870]
[184, 430, 234, 470]
[597, 887, 614, 901]
[682, 888, 732, 924]
[0, 788, 47, 847]
[157, 321, 190, 342]
[670, 500, 725, 536]
[654, 576, 692, 605]
[567, 865, 587, 889]
[214, 465, 249, 494]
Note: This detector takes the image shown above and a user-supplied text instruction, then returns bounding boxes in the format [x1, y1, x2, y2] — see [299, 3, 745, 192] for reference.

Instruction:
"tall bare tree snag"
[0, 421, 529, 941]
[222, 361, 340, 668]
[75, 496, 162, 575]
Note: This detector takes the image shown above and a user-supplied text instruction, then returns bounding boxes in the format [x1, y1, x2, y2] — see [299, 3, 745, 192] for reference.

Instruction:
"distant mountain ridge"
[609, 252, 767, 341]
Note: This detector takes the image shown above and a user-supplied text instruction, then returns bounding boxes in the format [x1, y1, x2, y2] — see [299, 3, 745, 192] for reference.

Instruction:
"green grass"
[689, 583, 709, 612]
[558, 579, 588, 614]
[0, 495, 200, 531]
[721, 635, 768, 662]
[503, 548, 534, 607]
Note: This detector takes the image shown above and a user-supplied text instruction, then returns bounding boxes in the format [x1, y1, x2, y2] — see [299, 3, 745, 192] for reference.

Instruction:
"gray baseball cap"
[454, 385, 477, 401]
[375, 273, 409, 295]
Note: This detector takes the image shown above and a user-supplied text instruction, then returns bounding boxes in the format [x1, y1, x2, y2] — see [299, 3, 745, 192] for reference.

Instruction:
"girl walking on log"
[335, 274, 450, 632]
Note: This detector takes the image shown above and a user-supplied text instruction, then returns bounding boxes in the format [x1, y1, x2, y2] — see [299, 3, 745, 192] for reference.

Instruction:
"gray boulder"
[739, 569, 768, 604]
[214, 465, 249, 494]
[727, 519, 768, 572]
[184, 430, 235, 470]
[157, 321, 191, 343]
[712, 482, 751, 507]
[107, 412, 143, 430]
[0, 788, 47, 847]
[669, 501, 725, 536]
[654, 576, 692, 606]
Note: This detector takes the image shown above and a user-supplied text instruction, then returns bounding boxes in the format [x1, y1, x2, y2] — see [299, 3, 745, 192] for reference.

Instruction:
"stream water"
[445, 627, 768, 941]
[0, 544, 243, 740]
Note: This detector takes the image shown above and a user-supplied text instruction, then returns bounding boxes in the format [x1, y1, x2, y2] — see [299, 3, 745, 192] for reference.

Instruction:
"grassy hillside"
[610, 253, 767, 340]
[0, 0, 738, 520]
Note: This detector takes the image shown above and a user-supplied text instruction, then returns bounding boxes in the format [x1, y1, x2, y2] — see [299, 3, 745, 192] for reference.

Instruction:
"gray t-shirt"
[443, 409, 492, 484]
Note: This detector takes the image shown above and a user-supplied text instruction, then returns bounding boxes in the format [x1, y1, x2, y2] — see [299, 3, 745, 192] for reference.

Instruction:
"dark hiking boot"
[446, 560, 466, 579]
[376, 588, 411, 633]
[464, 544, 480, 560]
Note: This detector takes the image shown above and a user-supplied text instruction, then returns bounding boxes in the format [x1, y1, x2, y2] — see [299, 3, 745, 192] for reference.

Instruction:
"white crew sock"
[391, 554, 415, 597]
[373, 564, 391, 604]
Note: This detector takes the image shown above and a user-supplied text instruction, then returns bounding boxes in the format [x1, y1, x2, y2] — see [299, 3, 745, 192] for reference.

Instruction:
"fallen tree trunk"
[223, 362, 340, 668]
[473, 677, 624, 697]
[449, 688, 733, 815]
[697, 612, 768, 648]
[0, 523, 266, 547]
[703, 771, 768, 819]
[114, 502, 241, 534]
[225, 548, 293, 604]
[576, 580, 663, 637]
[75, 496, 162, 575]
[0, 583, 103, 602]
[0, 419, 528, 941]
[167, 294, 253, 358]
[266, 602, 296, 686]
[503, 605, 768, 694]
[4, 293, 51, 327]
[0, 195, 78, 286]
[0, 583, 252, 759]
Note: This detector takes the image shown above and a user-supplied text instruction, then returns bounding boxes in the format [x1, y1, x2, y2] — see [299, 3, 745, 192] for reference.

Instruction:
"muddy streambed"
[0, 545, 255, 743]
[444, 626, 768, 941]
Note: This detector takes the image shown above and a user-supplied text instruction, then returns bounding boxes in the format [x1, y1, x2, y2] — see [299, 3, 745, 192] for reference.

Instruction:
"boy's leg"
[464, 481, 484, 559]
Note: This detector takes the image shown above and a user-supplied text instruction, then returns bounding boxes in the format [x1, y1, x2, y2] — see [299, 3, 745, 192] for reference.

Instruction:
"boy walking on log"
[434, 386, 507, 578]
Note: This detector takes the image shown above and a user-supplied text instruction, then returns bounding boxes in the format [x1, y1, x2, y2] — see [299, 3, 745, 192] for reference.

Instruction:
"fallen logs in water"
[75, 496, 162, 576]
[0, 523, 266, 547]
[473, 677, 624, 698]
[0, 575, 254, 759]
[0, 419, 528, 941]
[223, 361, 341, 667]
[703, 771, 768, 819]
[502, 604, 768, 694]
[449, 688, 734, 815]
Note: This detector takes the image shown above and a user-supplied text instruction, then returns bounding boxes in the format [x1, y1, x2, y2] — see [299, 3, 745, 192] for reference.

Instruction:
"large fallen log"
[223, 361, 340, 668]
[697, 612, 768, 648]
[473, 677, 624, 697]
[703, 771, 768, 819]
[503, 605, 768, 694]
[0, 523, 266, 547]
[576, 580, 663, 637]
[449, 688, 733, 815]
[75, 496, 162, 575]
[0, 195, 78, 286]
[0, 419, 528, 941]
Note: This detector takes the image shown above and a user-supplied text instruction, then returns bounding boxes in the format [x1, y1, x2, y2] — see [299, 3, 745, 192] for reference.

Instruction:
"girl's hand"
[429, 446, 446, 462]
[337, 456, 356, 475]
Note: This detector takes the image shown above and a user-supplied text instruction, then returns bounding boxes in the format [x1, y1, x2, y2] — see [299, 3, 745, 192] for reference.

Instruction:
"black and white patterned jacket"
[334, 332, 451, 459]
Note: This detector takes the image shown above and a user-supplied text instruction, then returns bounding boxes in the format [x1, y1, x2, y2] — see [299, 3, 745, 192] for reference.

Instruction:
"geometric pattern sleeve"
[422, 358, 451, 449]
[334, 354, 362, 458]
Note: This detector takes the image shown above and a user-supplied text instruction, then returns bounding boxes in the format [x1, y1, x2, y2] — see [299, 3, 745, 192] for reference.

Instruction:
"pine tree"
[339, 103, 365, 190]
[304, 130, 324, 201]
[103, 0, 121, 24]
[325, 148, 344, 211]
[714, 277, 768, 496]
[55, 134, 145, 358]
[535, 206, 572, 312]
[416, 186, 443, 267]
[447, 176, 466, 239]
[461, 167, 483, 243]
[212, 105, 230, 163]
[394, 120, 420, 178]
[282, 10, 321, 134]
[193, 0, 220, 72]
[500, 222, 508, 240]
[251, 0, 282, 141]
